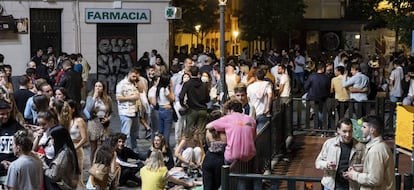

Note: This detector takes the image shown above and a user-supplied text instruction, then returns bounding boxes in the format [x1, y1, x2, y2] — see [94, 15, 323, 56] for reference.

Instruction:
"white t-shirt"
[279, 73, 290, 98]
[148, 86, 171, 106]
[247, 81, 272, 115]
[389, 66, 403, 97]
[270, 65, 281, 84]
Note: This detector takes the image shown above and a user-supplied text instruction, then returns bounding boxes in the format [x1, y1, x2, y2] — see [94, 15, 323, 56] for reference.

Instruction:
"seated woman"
[87, 135, 120, 190]
[141, 150, 194, 190]
[147, 133, 198, 189]
[174, 129, 205, 170]
[43, 126, 80, 190]
[147, 133, 175, 170]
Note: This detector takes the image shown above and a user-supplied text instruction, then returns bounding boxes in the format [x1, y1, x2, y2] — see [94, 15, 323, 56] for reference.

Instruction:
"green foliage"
[364, 0, 414, 46]
[345, 0, 381, 20]
[173, 0, 219, 35]
[239, 0, 306, 41]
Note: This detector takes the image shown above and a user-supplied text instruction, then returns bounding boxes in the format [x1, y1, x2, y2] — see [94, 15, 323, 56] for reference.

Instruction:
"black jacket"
[179, 77, 210, 110]
[0, 119, 24, 176]
[57, 68, 82, 102]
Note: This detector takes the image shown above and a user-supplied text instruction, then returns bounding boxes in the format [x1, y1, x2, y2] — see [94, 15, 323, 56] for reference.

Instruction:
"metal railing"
[224, 100, 294, 189]
[291, 97, 394, 136]
[221, 97, 413, 189]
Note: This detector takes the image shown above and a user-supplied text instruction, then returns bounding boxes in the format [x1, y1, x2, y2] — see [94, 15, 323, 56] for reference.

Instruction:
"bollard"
[221, 165, 230, 190]
[395, 173, 401, 190]
[404, 173, 412, 190]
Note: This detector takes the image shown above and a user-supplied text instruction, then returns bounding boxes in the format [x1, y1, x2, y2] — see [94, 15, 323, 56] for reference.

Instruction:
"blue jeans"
[120, 114, 139, 150]
[389, 96, 401, 128]
[158, 108, 173, 145]
[256, 114, 270, 133]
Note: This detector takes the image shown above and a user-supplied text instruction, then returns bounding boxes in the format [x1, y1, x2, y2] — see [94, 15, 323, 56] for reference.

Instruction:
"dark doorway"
[30, 9, 62, 57]
[97, 24, 137, 96]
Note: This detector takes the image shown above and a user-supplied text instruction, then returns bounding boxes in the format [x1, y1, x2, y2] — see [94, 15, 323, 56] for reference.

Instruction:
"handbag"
[178, 105, 189, 116]
[88, 163, 109, 181]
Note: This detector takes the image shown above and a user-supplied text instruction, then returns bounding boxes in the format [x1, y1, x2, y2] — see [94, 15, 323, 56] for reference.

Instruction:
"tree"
[364, 0, 414, 48]
[344, 0, 380, 20]
[173, 0, 219, 40]
[239, 0, 306, 43]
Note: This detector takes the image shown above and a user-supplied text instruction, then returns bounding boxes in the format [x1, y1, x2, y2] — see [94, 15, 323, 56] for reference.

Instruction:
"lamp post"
[232, 30, 239, 55]
[194, 24, 201, 46]
[219, 0, 228, 104]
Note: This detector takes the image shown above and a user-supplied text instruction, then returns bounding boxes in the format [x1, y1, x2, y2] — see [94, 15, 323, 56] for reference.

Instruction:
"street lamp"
[219, 0, 228, 104]
[233, 30, 239, 40]
[233, 30, 239, 55]
[194, 24, 201, 45]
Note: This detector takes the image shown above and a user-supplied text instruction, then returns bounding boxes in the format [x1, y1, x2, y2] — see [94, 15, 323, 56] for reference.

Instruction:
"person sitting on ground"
[174, 129, 205, 170]
[87, 134, 121, 190]
[147, 133, 175, 170]
[140, 150, 194, 190]
[114, 133, 146, 186]
[147, 133, 199, 189]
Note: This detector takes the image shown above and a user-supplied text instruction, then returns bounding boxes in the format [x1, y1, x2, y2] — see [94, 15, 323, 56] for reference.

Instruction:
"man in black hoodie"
[0, 99, 24, 176]
[56, 60, 82, 105]
[179, 63, 210, 137]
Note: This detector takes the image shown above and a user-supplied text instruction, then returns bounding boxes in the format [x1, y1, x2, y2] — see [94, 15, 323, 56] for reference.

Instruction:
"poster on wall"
[97, 24, 137, 96]
[15, 18, 28, 33]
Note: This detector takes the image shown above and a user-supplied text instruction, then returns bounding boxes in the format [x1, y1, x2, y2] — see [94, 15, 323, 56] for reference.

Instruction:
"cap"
[0, 99, 11, 109]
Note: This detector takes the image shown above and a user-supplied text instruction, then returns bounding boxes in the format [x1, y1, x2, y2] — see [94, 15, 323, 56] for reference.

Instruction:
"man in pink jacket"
[206, 99, 256, 163]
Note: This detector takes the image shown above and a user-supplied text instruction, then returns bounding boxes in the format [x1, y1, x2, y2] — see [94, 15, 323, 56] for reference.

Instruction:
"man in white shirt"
[247, 68, 273, 132]
[149, 49, 157, 66]
[277, 64, 293, 153]
[116, 68, 140, 150]
[278, 64, 290, 99]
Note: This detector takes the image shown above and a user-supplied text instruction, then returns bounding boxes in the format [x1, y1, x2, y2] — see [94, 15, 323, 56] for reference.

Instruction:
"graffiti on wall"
[97, 24, 137, 96]
[97, 36, 136, 96]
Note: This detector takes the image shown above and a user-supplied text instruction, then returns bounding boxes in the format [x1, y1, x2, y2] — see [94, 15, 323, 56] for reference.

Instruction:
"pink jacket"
[208, 112, 257, 162]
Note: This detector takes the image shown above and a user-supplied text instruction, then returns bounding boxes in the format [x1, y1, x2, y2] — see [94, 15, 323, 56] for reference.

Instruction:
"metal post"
[404, 173, 412, 190]
[219, 1, 228, 104]
[395, 173, 401, 190]
[221, 165, 230, 190]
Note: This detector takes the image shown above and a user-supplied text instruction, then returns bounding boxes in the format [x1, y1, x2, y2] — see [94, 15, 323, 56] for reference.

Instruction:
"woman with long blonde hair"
[140, 150, 194, 190]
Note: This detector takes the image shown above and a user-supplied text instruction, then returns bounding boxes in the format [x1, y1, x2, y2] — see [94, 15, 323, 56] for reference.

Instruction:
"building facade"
[0, 0, 171, 77]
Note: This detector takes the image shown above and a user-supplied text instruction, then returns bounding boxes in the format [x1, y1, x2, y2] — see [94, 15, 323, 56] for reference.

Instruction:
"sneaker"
[145, 129, 152, 139]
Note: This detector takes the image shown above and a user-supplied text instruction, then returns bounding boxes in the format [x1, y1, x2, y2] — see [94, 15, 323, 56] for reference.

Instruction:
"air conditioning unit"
[0, 15, 16, 31]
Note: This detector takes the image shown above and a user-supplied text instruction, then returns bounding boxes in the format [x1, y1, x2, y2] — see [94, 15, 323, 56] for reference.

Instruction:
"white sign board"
[165, 7, 182, 19]
[85, 8, 151, 23]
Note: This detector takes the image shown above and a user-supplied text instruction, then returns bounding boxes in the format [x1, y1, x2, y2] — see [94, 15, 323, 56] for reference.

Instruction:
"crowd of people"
[0, 42, 412, 190]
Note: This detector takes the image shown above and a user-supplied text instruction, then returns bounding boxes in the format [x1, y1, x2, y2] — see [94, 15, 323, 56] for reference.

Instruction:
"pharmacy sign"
[85, 8, 151, 23]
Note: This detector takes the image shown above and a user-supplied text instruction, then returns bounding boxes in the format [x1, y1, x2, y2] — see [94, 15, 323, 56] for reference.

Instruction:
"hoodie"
[179, 78, 210, 110]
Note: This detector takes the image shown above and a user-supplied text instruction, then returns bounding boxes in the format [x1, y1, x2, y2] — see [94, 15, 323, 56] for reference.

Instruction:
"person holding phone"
[315, 118, 365, 190]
